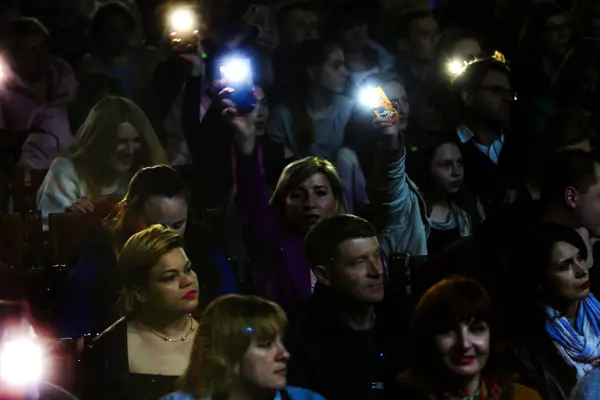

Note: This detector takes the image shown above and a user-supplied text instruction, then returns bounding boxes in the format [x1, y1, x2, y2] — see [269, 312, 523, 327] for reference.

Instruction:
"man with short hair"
[396, 9, 439, 83]
[451, 57, 526, 213]
[286, 214, 407, 400]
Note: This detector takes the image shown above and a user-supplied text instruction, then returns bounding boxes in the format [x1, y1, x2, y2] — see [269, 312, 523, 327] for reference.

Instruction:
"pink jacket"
[0, 56, 78, 170]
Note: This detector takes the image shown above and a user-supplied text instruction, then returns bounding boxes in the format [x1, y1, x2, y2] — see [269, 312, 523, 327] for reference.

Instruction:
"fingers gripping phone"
[359, 86, 399, 123]
[220, 57, 257, 114]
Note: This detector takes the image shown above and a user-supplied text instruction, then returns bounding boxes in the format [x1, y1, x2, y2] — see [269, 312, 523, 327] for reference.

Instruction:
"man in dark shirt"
[286, 215, 407, 400]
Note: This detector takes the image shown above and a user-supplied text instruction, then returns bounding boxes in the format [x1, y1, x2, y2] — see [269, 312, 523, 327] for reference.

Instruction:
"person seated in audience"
[80, 2, 162, 99]
[231, 100, 347, 310]
[508, 223, 598, 399]
[389, 277, 540, 399]
[80, 225, 199, 399]
[327, 3, 394, 88]
[266, 39, 364, 212]
[163, 294, 325, 400]
[61, 164, 236, 338]
[407, 131, 485, 255]
[37, 96, 167, 229]
[286, 214, 408, 400]
[448, 56, 528, 214]
[0, 17, 78, 170]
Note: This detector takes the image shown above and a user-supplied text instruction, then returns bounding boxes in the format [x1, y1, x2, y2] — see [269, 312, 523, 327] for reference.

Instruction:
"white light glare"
[359, 87, 380, 108]
[447, 59, 465, 76]
[169, 8, 195, 32]
[220, 59, 251, 84]
[0, 339, 44, 386]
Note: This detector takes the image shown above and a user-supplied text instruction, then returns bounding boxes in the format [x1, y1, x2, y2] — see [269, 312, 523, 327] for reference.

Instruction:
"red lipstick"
[581, 281, 591, 290]
[183, 290, 197, 300]
[453, 355, 476, 365]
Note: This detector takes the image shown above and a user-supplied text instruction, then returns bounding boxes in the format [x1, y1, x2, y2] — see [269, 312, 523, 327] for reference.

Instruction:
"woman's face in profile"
[434, 319, 490, 378]
[284, 172, 338, 232]
[311, 47, 349, 94]
[543, 241, 590, 302]
[240, 334, 290, 391]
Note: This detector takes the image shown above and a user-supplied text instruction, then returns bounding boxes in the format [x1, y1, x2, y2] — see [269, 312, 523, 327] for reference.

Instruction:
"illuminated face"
[110, 122, 142, 174]
[434, 320, 490, 378]
[543, 241, 590, 302]
[429, 143, 464, 196]
[310, 47, 349, 94]
[284, 172, 338, 233]
[240, 334, 290, 390]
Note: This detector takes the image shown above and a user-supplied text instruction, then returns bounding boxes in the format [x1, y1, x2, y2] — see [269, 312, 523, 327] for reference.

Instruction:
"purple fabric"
[0, 56, 77, 170]
[235, 146, 311, 309]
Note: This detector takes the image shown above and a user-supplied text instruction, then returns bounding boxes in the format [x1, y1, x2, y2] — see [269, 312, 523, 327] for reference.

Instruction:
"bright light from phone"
[359, 87, 380, 108]
[447, 59, 465, 76]
[0, 339, 44, 386]
[169, 8, 196, 32]
[220, 58, 251, 84]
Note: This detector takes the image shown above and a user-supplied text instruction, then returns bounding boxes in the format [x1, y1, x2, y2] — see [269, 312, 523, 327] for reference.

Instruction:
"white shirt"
[457, 124, 505, 165]
[36, 157, 126, 230]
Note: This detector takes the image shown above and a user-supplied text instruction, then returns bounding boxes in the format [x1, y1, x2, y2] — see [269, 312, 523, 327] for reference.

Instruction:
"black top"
[77, 317, 179, 400]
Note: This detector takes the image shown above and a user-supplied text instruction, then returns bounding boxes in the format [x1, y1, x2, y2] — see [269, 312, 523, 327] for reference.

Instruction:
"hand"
[373, 116, 399, 148]
[66, 196, 95, 214]
[220, 92, 258, 155]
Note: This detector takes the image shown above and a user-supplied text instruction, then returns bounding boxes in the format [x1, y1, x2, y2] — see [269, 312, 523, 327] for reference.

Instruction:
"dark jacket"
[457, 128, 530, 216]
[78, 317, 178, 400]
[285, 285, 409, 400]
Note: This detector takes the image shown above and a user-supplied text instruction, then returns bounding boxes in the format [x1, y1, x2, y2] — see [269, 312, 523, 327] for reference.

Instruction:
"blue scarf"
[545, 293, 600, 377]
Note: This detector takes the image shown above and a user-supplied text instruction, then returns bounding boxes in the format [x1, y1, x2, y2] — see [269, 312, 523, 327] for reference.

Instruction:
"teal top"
[161, 387, 326, 400]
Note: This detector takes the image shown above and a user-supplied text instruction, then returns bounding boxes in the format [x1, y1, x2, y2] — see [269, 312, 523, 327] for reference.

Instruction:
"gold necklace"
[146, 314, 196, 342]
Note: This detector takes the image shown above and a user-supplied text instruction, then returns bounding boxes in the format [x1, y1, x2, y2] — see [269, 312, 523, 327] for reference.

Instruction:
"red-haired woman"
[388, 277, 541, 400]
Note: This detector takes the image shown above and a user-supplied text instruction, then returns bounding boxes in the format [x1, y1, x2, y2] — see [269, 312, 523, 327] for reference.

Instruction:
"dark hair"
[544, 111, 595, 154]
[449, 57, 511, 121]
[397, 9, 435, 40]
[286, 39, 340, 151]
[2, 17, 49, 53]
[276, 1, 315, 34]
[407, 131, 483, 229]
[90, 2, 135, 40]
[540, 150, 600, 204]
[326, 2, 368, 36]
[304, 214, 376, 270]
[406, 277, 507, 389]
[270, 157, 347, 223]
[106, 165, 189, 245]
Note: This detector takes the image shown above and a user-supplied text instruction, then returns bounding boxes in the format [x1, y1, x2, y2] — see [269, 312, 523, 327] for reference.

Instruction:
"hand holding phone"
[220, 57, 256, 114]
[359, 87, 399, 123]
[167, 6, 199, 54]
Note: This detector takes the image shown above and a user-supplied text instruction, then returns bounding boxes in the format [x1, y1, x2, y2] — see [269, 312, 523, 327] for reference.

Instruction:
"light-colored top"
[266, 96, 354, 161]
[161, 387, 326, 400]
[36, 157, 126, 229]
[457, 124, 505, 165]
[570, 367, 600, 399]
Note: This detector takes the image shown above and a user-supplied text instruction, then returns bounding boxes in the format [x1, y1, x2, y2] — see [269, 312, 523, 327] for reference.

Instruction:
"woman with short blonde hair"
[37, 96, 167, 228]
[81, 224, 200, 399]
[164, 294, 325, 400]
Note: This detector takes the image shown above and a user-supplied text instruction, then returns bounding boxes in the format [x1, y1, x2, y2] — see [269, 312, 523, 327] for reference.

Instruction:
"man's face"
[572, 163, 600, 236]
[465, 70, 512, 126]
[407, 16, 439, 62]
[541, 13, 571, 55]
[280, 9, 318, 47]
[326, 237, 384, 303]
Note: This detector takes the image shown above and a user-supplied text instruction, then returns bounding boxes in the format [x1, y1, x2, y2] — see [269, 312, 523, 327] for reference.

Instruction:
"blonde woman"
[37, 96, 167, 228]
[80, 225, 200, 399]
[163, 294, 325, 400]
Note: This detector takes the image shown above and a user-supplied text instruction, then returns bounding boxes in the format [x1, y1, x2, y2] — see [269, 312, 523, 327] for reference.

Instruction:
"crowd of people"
[2, 0, 600, 399]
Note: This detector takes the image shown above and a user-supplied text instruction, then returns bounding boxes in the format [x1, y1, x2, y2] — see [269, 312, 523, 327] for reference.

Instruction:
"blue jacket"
[161, 387, 326, 400]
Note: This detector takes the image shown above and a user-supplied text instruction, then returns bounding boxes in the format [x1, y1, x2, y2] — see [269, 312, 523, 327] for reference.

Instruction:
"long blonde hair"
[179, 295, 288, 398]
[66, 96, 167, 196]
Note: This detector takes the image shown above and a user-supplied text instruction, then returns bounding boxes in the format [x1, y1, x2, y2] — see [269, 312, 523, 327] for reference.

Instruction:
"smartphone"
[361, 87, 399, 123]
[220, 57, 256, 114]
[168, 7, 198, 54]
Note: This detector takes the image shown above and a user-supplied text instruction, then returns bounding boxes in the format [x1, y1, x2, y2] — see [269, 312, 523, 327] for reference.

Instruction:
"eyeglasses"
[479, 85, 517, 101]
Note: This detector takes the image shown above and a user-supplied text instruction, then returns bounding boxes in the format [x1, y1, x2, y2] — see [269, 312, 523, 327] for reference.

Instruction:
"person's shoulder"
[570, 368, 600, 400]
[508, 383, 541, 400]
[160, 391, 196, 400]
[285, 386, 326, 399]
[48, 156, 76, 173]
